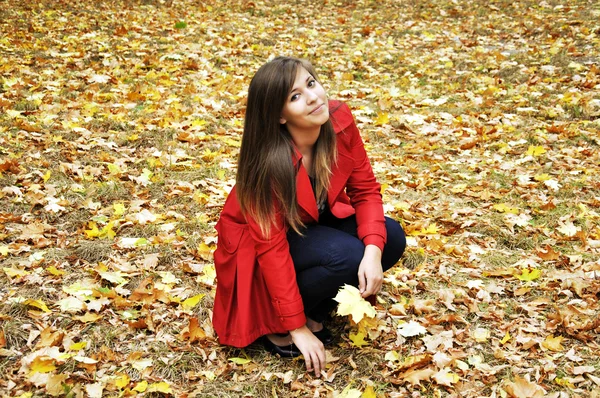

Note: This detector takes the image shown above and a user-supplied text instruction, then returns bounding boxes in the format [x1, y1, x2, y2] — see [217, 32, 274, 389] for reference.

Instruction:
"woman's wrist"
[363, 244, 382, 259]
[289, 325, 309, 335]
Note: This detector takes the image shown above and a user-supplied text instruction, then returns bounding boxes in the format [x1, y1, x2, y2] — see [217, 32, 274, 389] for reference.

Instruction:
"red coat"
[212, 100, 386, 347]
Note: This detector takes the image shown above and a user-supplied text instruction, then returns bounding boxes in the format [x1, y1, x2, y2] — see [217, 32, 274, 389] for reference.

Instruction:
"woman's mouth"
[309, 104, 325, 115]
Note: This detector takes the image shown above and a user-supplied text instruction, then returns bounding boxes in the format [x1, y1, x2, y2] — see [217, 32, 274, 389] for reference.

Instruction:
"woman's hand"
[290, 325, 326, 377]
[357, 244, 383, 298]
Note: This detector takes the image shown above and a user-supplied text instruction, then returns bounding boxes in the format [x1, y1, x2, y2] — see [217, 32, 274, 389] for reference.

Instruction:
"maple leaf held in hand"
[334, 284, 376, 323]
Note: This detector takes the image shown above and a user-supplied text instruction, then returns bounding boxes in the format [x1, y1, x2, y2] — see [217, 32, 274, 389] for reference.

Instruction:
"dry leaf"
[504, 375, 545, 398]
[400, 368, 435, 385]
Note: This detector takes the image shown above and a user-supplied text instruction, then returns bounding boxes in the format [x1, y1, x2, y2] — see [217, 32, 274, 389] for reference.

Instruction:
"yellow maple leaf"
[334, 284, 376, 323]
[534, 173, 551, 181]
[198, 264, 216, 286]
[84, 222, 100, 238]
[542, 334, 565, 352]
[515, 268, 541, 282]
[182, 294, 204, 311]
[102, 222, 116, 239]
[374, 112, 390, 126]
[24, 299, 51, 313]
[46, 266, 65, 276]
[361, 385, 377, 398]
[147, 382, 172, 393]
[133, 380, 148, 393]
[69, 341, 87, 351]
[554, 377, 575, 388]
[0, 245, 8, 256]
[500, 331, 511, 344]
[349, 331, 368, 348]
[30, 357, 56, 374]
[42, 170, 52, 182]
[113, 203, 126, 216]
[114, 373, 130, 389]
[493, 203, 519, 214]
[3, 267, 30, 278]
[526, 145, 546, 156]
[107, 163, 122, 175]
[380, 183, 388, 195]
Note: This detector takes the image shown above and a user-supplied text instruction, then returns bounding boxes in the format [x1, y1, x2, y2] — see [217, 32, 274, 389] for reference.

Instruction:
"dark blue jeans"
[287, 212, 406, 322]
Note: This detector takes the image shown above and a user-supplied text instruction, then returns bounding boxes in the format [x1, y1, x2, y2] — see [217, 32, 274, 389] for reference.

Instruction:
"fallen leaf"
[542, 334, 565, 352]
[400, 368, 435, 385]
[349, 331, 369, 348]
[181, 294, 204, 311]
[229, 357, 252, 365]
[504, 375, 545, 398]
[433, 368, 460, 387]
[334, 284, 376, 323]
[536, 245, 561, 261]
[397, 320, 427, 337]
[515, 268, 541, 282]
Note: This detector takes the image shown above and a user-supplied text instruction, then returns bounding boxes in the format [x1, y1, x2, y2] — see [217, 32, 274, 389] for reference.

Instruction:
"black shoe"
[262, 335, 302, 357]
[312, 326, 334, 345]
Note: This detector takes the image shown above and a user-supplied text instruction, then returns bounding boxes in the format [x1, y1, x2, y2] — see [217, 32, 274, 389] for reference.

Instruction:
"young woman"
[212, 56, 406, 376]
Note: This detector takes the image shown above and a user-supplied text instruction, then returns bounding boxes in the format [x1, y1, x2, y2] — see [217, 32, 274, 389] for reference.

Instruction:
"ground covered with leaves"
[1, 0, 599, 396]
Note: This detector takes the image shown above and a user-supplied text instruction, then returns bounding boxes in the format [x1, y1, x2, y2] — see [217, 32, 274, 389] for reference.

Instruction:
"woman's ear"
[279, 117, 286, 124]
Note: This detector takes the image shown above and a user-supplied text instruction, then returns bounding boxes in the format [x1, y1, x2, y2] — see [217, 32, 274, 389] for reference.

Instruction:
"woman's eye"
[308, 79, 316, 87]
[291, 94, 299, 101]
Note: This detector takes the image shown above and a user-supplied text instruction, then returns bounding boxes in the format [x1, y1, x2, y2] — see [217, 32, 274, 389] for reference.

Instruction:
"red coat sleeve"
[245, 209, 307, 331]
[338, 103, 387, 251]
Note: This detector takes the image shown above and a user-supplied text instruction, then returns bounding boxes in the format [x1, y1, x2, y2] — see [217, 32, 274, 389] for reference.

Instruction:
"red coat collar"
[293, 100, 355, 222]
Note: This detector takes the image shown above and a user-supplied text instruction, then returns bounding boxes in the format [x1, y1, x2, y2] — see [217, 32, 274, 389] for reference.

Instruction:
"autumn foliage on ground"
[1, 0, 599, 396]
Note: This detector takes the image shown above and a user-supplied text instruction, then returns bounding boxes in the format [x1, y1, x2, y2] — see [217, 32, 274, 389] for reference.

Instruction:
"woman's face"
[279, 66, 329, 133]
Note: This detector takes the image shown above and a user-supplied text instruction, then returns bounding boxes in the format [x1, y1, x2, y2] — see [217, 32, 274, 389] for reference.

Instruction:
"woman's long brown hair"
[236, 57, 337, 237]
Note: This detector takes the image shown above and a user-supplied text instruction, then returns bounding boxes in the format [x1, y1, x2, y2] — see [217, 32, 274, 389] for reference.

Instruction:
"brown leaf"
[536, 245, 560, 261]
[73, 313, 102, 323]
[115, 25, 128, 36]
[181, 317, 206, 343]
[413, 299, 437, 314]
[0, 159, 21, 173]
[45, 374, 68, 396]
[17, 222, 50, 241]
[504, 375, 545, 398]
[399, 368, 435, 385]
[125, 318, 148, 330]
[35, 327, 65, 349]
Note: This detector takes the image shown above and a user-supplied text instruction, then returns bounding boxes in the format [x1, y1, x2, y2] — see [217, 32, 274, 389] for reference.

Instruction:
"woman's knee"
[383, 217, 406, 270]
[322, 236, 364, 275]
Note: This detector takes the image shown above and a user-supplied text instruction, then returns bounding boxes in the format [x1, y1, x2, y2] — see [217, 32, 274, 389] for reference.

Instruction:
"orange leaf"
[181, 317, 206, 343]
[36, 327, 65, 349]
[536, 245, 560, 261]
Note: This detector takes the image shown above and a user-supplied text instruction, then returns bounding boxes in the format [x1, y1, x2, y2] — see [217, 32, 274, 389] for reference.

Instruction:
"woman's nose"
[306, 90, 318, 103]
